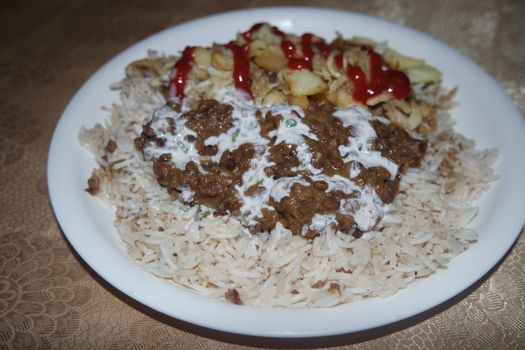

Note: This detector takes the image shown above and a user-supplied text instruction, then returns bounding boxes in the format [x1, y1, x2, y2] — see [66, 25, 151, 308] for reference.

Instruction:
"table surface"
[1, 0, 524, 349]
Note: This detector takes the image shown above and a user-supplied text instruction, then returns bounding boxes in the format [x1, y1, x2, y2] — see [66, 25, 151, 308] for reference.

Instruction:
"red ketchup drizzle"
[346, 49, 410, 103]
[315, 40, 331, 58]
[334, 53, 343, 70]
[242, 23, 265, 41]
[287, 33, 316, 70]
[170, 46, 195, 100]
[280, 40, 296, 59]
[227, 42, 253, 99]
[227, 23, 288, 99]
[301, 34, 314, 61]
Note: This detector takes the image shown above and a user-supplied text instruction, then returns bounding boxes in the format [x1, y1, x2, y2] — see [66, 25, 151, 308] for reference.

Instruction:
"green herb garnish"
[232, 128, 241, 141]
[285, 119, 297, 128]
[176, 140, 188, 153]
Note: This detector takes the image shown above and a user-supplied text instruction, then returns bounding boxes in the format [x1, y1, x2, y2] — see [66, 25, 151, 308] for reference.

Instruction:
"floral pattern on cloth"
[0, 0, 524, 349]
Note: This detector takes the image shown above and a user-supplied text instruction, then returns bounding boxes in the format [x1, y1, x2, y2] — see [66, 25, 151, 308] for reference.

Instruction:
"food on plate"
[80, 23, 497, 307]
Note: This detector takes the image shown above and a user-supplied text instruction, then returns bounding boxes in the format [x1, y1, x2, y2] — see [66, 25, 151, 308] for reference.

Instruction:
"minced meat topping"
[136, 92, 425, 237]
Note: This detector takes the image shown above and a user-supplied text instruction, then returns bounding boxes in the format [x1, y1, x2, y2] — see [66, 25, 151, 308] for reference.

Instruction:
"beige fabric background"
[1, 0, 524, 349]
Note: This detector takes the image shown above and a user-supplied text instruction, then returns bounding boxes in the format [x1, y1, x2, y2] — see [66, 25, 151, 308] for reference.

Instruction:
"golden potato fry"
[406, 65, 442, 83]
[284, 70, 328, 96]
[211, 49, 233, 71]
[383, 48, 425, 70]
[194, 47, 212, 67]
[254, 48, 287, 72]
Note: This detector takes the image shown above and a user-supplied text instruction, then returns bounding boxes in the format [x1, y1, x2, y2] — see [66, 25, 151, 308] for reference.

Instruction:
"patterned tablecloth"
[1, 0, 524, 349]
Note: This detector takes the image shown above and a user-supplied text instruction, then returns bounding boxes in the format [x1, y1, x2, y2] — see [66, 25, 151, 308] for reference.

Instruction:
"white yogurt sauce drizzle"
[144, 106, 198, 169]
[334, 107, 399, 179]
[143, 87, 399, 234]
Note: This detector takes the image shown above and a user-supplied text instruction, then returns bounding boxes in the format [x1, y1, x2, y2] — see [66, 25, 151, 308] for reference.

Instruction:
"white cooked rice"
[79, 68, 498, 308]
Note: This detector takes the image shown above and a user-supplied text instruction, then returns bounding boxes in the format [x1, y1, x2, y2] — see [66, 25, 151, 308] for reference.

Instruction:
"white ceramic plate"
[48, 7, 525, 338]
